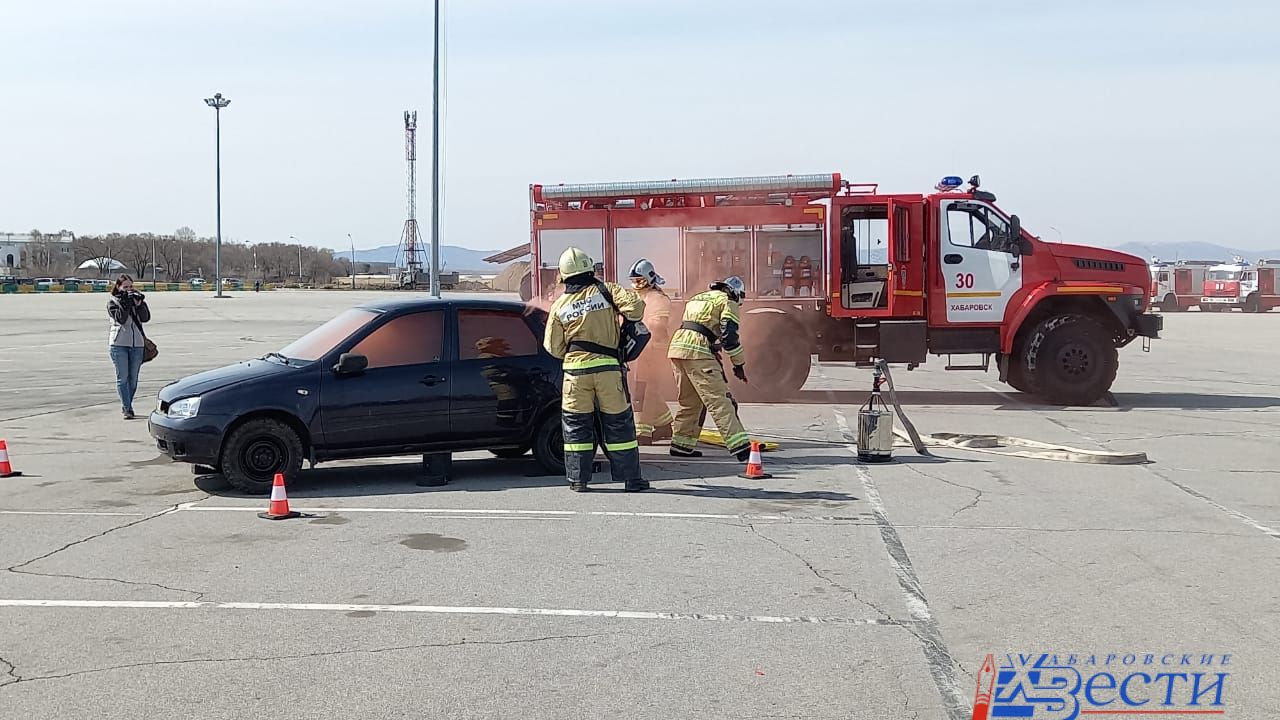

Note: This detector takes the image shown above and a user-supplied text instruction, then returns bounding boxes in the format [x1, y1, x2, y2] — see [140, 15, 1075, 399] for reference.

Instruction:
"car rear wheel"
[531, 412, 565, 476]
[220, 417, 304, 495]
[489, 446, 530, 459]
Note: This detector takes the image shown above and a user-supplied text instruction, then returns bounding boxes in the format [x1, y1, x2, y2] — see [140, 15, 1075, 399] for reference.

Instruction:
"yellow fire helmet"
[558, 247, 595, 281]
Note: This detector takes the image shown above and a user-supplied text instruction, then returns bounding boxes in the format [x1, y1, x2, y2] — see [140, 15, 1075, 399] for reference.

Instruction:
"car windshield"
[1208, 270, 1241, 281]
[276, 308, 380, 361]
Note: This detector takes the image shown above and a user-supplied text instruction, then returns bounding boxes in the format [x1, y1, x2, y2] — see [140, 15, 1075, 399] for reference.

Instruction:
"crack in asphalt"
[0, 633, 609, 689]
[4, 503, 206, 599]
[902, 465, 985, 520]
[744, 523, 902, 625]
[0, 655, 20, 687]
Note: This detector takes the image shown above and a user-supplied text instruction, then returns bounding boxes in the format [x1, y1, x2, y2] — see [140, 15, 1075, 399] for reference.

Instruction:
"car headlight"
[168, 396, 201, 419]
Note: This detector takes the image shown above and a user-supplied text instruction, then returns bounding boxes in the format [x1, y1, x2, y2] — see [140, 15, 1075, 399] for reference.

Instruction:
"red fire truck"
[1149, 259, 1220, 312]
[1199, 259, 1280, 312]
[516, 173, 1162, 405]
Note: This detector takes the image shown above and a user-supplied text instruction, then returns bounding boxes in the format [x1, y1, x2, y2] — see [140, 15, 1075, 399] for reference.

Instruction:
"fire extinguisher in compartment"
[782, 255, 797, 297]
[798, 255, 813, 297]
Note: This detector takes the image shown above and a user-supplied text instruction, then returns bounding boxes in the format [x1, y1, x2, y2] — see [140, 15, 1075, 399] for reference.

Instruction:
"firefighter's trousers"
[561, 370, 642, 485]
[670, 357, 750, 456]
[632, 355, 674, 438]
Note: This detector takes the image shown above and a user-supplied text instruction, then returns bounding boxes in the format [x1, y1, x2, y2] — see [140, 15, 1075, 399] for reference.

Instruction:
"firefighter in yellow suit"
[543, 247, 648, 492]
[668, 276, 752, 461]
[627, 258, 675, 444]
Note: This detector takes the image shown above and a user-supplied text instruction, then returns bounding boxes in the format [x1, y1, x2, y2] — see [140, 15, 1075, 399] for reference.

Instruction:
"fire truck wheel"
[1022, 314, 1117, 406]
[732, 345, 810, 402]
[1006, 358, 1033, 394]
[1244, 294, 1261, 313]
[1160, 294, 1181, 312]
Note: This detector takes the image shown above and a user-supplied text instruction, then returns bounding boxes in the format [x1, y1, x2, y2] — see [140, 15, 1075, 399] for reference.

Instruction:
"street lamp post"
[348, 233, 356, 290]
[429, 0, 442, 298]
[203, 92, 231, 298]
[289, 235, 303, 284]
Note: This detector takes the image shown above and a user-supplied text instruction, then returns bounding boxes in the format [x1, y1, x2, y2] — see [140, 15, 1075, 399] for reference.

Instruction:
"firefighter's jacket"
[638, 286, 672, 349]
[667, 290, 745, 367]
[544, 278, 645, 374]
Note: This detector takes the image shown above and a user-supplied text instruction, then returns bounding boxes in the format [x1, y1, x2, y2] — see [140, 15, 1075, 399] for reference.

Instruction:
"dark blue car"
[149, 298, 564, 493]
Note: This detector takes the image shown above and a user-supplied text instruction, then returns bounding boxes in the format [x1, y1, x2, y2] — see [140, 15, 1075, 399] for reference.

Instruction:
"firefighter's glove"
[733, 364, 748, 383]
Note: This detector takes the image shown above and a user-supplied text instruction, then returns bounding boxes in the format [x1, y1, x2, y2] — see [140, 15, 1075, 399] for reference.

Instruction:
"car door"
[319, 309, 451, 450]
[940, 199, 1023, 324]
[449, 307, 553, 444]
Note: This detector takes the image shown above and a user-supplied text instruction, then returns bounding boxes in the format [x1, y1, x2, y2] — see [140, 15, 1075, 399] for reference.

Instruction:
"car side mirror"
[333, 352, 368, 376]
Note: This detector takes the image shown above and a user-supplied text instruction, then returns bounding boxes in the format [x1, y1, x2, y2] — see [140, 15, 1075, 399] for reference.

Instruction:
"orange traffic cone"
[738, 441, 772, 480]
[258, 472, 300, 520]
[0, 439, 21, 478]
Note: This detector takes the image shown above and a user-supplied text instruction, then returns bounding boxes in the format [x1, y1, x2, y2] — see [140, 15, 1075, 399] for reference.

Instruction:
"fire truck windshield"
[1208, 270, 1242, 281]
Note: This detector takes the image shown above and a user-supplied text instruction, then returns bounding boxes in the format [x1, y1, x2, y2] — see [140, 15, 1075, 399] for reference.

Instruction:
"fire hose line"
[704, 366, 1148, 465]
[874, 361, 1149, 466]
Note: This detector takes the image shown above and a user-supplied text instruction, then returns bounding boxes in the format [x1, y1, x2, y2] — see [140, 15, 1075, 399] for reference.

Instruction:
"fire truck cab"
[526, 173, 1162, 405]
[1200, 258, 1280, 312]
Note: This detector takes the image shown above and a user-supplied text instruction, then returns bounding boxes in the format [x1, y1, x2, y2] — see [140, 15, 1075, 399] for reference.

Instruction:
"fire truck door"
[940, 200, 1023, 324]
[1174, 269, 1192, 296]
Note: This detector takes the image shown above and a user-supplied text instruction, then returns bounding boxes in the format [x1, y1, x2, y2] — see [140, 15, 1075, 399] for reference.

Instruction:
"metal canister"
[856, 392, 894, 463]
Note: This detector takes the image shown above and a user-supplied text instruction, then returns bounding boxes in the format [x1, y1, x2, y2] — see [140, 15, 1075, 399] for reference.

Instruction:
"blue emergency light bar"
[935, 176, 964, 192]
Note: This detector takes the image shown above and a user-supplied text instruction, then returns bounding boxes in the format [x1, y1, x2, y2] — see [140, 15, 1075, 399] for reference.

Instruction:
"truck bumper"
[1133, 313, 1162, 339]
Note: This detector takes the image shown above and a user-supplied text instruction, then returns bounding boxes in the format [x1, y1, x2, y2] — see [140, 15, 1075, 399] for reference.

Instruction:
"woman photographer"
[107, 274, 151, 419]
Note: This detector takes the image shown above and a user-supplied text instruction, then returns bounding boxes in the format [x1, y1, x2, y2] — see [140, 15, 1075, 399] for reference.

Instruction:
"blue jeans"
[110, 345, 145, 413]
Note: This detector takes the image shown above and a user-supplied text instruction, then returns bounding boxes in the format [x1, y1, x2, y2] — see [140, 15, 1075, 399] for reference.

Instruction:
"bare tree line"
[18, 227, 351, 283]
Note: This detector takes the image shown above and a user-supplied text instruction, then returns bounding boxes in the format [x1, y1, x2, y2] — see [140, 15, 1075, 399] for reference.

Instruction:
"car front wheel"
[530, 412, 565, 476]
[219, 417, 304, 495]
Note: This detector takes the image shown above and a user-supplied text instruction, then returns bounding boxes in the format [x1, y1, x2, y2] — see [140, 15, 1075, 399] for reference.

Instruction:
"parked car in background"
[92, 279, 110, 291]
[149, 297, 564, 493]
[189, 278, 205, 288]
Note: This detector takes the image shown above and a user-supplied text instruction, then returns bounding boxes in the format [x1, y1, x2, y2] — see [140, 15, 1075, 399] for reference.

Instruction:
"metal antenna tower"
[400, 110, 424, 286]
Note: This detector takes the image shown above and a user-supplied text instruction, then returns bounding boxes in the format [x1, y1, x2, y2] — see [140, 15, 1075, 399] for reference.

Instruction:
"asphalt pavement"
[1, 291, 1277, 719]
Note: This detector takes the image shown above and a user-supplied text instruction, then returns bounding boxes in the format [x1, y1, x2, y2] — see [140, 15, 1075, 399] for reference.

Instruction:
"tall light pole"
[429, 0, 442, 298]
[288, 235, 303, 282]
[203, 92, 230, 298]
[348, 233, 356, 290]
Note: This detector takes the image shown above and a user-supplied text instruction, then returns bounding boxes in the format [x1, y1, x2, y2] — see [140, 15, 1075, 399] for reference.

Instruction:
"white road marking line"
[0, 510, 147, 517]
[975, 380, 1019, 404]
[0, 599, 903, 626]
[1156, 476, 1280, 541]
[833, 409, 970, 720]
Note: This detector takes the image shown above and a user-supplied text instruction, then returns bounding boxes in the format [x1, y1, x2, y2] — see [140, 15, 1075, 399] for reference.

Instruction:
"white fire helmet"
[628, 258, 665, 288]
[711, 275, 746, 302]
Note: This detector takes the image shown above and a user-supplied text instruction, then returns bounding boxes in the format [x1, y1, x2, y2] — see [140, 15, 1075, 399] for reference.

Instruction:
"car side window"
[457, 310, 539, 360]
[350, 311, 444, 369]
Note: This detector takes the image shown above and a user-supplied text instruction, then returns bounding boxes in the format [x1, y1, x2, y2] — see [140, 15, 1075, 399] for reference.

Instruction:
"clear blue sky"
[2, 0, 1277, 252]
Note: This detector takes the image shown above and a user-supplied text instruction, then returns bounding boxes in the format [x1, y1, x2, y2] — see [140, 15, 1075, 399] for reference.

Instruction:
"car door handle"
[420, 375, 444, 387]
[944, 254, 963, 265]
